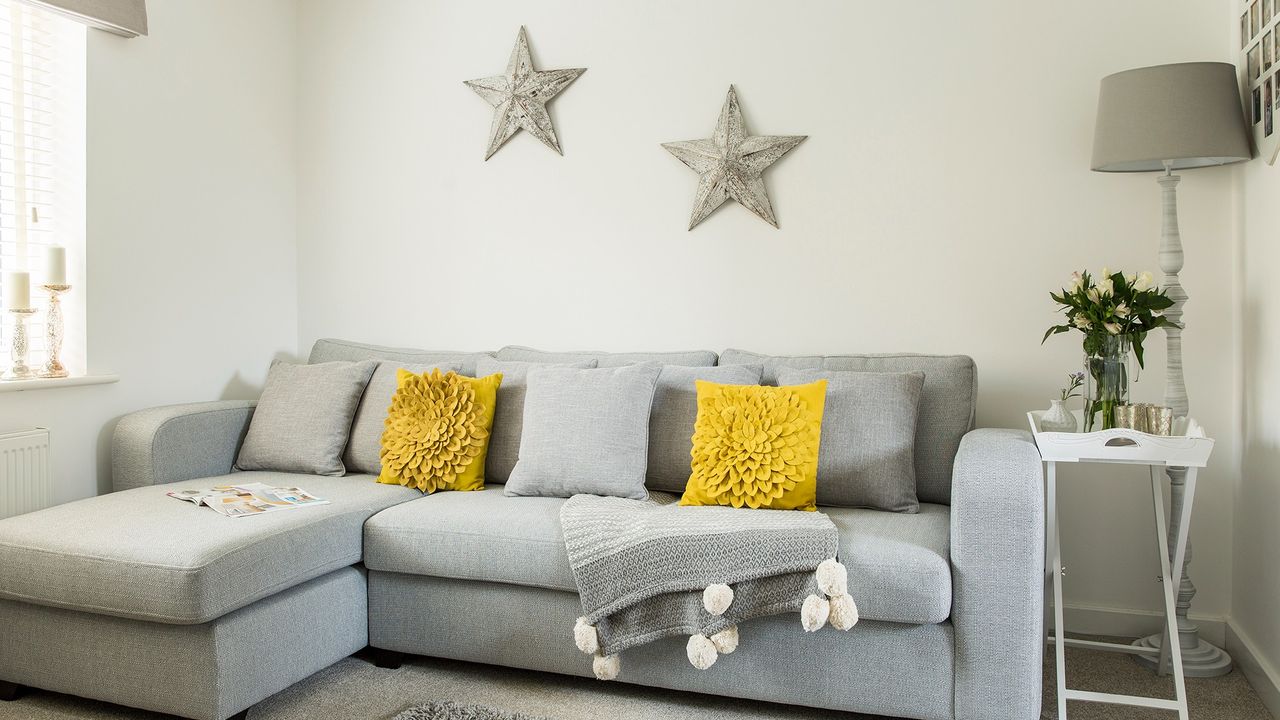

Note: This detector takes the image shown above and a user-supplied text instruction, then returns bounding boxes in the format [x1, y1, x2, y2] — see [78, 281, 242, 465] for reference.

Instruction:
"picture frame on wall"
[1254, 86, 1263, 124]
[1251, 44, 1262, 79]
[1267, 78, 1274, 137]
[1254, 0, 1262, 36]
[1244, 12, 1252, 47]
[1267, 0, 1274, 25]
[1267, 32, 1275, 69]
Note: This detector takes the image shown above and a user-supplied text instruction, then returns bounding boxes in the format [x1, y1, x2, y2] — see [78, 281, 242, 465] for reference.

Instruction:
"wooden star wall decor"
[662, 86, 806, 230]
[464, 27, 586, 160]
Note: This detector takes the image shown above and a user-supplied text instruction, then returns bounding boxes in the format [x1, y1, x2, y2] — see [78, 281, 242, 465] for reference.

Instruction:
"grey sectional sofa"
[0, 339, 1045, 720]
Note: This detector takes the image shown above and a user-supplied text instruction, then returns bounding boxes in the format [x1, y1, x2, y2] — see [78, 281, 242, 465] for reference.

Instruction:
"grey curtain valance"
[21, 0, 147, 37]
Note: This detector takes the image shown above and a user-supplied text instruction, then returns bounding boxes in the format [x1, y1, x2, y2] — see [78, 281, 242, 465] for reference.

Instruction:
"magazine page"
[167, 483, 329, 518]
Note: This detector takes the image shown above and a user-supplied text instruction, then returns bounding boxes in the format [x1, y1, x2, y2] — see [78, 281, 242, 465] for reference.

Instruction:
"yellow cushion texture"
[679, 379, 827, 511]
[377, 369, 502, 493]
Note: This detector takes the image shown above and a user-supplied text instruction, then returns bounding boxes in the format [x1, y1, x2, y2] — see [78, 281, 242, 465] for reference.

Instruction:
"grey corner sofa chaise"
[0, 339, 1045, 720]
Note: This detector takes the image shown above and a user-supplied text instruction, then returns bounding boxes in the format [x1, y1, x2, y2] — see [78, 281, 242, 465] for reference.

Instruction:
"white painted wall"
[295, 0, 1239, 622]
[0, 0, 299, 503]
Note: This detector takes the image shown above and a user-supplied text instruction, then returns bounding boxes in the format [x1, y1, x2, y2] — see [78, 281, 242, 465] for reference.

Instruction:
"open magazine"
[167, 482, 329, 518]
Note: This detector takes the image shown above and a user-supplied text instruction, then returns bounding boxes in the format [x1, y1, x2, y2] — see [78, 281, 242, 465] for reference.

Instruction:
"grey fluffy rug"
[393, 701, 549, 720]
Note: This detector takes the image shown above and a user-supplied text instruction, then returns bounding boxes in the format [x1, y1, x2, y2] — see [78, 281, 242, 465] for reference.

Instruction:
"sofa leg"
[369, 647, 406, 670]
[0, 681, 23, 701]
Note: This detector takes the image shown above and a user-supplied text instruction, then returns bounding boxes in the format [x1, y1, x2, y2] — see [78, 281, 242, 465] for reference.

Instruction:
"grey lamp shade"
[1092, 62, 1250, 172]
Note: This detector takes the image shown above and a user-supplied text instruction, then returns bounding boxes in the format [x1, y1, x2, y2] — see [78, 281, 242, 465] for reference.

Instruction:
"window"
[0, 0, 84, 378]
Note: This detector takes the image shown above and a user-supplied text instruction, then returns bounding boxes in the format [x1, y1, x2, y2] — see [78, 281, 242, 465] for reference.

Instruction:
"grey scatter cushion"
[474, 357, 597, 483]
[236, 360, 378, 476]
[776, 368, 926, 512]
[645, 364, 764, 493]
[343, 360, 462, 476]
[505, 363, 663, 500]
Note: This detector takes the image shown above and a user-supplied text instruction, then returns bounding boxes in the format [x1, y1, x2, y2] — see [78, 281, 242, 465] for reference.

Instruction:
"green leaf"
[1042, 325, 1070, 344]
[1132, 333, 1146, 369]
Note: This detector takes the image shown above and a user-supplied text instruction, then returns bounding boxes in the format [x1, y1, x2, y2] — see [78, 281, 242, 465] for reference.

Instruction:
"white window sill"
[0, 373, 119, 393]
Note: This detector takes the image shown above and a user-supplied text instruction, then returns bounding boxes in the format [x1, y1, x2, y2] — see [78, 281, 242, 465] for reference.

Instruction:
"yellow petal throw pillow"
[680, 379, 827, 511]
[377, 368, 502, 494]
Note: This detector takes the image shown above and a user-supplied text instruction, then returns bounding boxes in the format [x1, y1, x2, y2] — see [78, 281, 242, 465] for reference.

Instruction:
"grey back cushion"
[236, 359, 377, 476]
[505, 363, 663, 500]
[474, 357, 598, 483]
[309, 338, 491, 377]
[344, 360, 463, 476]
[645, 364, 764, 494]
[495, 345, 718, 368]
[777, 368, 925, 512]
[720, 349, 976, 505]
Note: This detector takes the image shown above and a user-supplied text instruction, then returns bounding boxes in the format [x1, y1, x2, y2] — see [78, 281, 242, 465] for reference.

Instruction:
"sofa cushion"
[308, 338, 492, 377]
[720, 349, 976, 505]
[0, 472, 420, 624]
[345, 360, 462, 475]
[495, 345, 718, 368]
[362, 491, 952, 625]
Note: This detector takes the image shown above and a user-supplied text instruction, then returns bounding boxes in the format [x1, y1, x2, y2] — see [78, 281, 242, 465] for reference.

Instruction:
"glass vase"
[1083, 335, 1133, 432]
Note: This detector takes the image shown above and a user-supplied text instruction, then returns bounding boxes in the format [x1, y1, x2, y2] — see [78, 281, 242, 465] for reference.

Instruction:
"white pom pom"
[592, 653, 620, 680]
[801, 594, 830, 632]
[573, 617, 599, 654]
[816, 558, 848, 598]
[686, 634, 719, 669]
[828, 593, 860, 631]
[710, 625, 739, 654]
[702, 583, 734, 615]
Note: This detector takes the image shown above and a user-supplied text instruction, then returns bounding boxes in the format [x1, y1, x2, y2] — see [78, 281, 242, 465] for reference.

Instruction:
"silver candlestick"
[4, 307, 39, 380]
[40, 283, 70, 378]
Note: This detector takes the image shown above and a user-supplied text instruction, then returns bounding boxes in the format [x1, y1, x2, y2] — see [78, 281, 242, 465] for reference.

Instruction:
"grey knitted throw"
[560, 493, 855, 677]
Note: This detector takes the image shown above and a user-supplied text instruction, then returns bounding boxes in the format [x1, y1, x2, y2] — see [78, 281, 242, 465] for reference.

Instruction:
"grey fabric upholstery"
[720, 349, 976, 505]
[235, 360, 377, 476]
[776, 368, 924, 512]
[112, 400, 255, 492]
[505, 363, 661, 500]
[362, 489, 951, 625]
[344, 360, 462, 476]
[951, 428, 1044, 720]
[368, 574, 954, 720]
[495, 345, 718, 368]
[0, 472, 419, 624]
[0, 566, 369, 720]
[308, 338, 492, 377]
[645, 364, 763, 494]
[474, 357, 597, 483]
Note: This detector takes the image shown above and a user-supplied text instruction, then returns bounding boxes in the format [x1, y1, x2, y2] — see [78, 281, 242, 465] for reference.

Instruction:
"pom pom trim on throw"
[801, 593, 830, 632]
[574, 617, 599, 655]
[816, 558, 848, 598]
[702, 583, 734, 615]
[710, 625, 739, 654]
[592, 652, 620, 680]
[687, 634, 719, 669]
[828, 592, 859, 631]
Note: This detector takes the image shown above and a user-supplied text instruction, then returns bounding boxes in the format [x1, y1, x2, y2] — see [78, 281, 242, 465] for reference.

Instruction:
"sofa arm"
[111, 400, 256, 492]
[950, 428, 1045, 720]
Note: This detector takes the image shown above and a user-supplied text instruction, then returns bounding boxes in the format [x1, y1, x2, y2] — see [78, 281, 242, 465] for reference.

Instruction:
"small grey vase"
[1041, 399, 1078, 433]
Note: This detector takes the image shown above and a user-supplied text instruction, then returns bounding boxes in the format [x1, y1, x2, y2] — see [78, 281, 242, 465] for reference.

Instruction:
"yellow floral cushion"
[679, 379, 826, 511]
[377, 369, 502, 493]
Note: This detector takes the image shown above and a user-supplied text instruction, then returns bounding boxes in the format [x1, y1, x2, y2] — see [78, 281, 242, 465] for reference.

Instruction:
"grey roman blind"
[19, 0, 145, 37]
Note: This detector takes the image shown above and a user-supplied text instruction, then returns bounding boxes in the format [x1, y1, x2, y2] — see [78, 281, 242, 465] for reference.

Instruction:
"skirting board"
[1226, 620, 1280, 719]
[1045, 602, 1226, 647]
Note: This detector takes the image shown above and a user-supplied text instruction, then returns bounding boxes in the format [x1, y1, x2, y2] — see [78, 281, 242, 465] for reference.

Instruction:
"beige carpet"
[0, 639, 1271, 720]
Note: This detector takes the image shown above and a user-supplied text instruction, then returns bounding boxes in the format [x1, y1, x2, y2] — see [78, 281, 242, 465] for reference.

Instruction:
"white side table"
[1027, 411, 1215, 720]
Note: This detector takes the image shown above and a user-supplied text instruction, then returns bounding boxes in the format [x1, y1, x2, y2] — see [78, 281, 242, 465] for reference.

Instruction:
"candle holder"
[4, 307, 39, 380]
[40, 283, 70, 378]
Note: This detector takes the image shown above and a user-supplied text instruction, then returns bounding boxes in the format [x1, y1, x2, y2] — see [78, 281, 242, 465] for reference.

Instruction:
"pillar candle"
[4, 271, 31, 310]
[44, 245, 66, 285]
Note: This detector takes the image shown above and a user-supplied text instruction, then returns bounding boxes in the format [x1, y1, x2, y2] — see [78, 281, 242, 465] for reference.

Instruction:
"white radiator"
[0, 428, 51, 519]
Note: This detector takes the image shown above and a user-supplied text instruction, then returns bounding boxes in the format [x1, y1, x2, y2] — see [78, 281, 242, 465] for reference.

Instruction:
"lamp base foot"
[1132, 633, 1233, 677]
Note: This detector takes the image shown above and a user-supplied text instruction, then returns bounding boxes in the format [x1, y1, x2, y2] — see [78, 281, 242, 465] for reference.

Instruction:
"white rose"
[1087, 287, 1101, 304]
[1073, 316, 1092, 330]
[1114, 303, 1130, 317]
[1135, 271, 1153, 291]
[1098, 276, 1113, 296]
[1069, 272, 1083, 291]
[1104, 322, 1121, 335]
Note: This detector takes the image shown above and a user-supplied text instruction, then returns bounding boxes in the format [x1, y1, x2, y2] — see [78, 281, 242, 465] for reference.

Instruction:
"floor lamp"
[1091, 62, 1251, 676]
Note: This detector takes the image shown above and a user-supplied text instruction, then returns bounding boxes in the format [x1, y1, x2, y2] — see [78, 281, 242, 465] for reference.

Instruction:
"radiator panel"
[0, 428, 51, 519]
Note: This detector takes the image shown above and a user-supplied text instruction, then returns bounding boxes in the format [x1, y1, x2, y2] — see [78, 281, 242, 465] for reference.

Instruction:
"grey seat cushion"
[495, 345, 718, 368]
[721, 349, 976, 505]
[344, 360, 462, 476]
[362, 491, 952, 625]
[308, 338, 492, 377]
[0, 472, 420, 624]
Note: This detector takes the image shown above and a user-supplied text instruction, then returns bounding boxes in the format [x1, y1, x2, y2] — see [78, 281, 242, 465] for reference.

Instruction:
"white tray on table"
[1026, 410, 1214, 467]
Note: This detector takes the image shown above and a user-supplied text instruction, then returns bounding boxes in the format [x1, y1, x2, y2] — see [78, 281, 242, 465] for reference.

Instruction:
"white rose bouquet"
[1042, 268, 1178, 368]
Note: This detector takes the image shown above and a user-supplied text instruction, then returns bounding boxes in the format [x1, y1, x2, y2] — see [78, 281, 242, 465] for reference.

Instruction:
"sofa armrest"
[950, 428, 1045, 720]
[111, 400, 256, 492]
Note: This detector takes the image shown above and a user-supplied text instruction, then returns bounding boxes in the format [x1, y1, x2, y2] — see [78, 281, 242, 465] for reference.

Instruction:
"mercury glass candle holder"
[40, 283, 70, 378]
[4, 307, 39, 380]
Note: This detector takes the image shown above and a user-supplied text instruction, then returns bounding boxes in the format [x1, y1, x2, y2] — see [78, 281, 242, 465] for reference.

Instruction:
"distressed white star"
[662, 86, 806, 229]
[464, 27, 586, 160]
